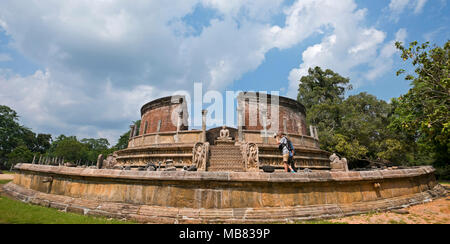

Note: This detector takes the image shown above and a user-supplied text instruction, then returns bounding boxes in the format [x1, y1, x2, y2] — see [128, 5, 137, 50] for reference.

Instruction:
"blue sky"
[0, 0, 448, 144]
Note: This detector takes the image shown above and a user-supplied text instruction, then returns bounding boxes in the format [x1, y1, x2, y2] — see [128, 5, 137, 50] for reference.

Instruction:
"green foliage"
[81, 138, 113, 162]
[6, 145, 33, 168]
[0, 105, 140, 167]
[0, 105, 53, 168]
[392, 40, 449, 169]
[51, 135, 88, 163]
[298, 69, 394, 163]
[295, 41, 449, 179]
[298, 66, 352, 110]
[114, 130, 130, 150]
[0, 105, 24, 165]
[333, 134, 368, 161]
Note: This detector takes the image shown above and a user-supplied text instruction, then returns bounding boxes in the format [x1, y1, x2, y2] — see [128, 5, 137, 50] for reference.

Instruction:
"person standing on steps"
[275, 132, 296, 172]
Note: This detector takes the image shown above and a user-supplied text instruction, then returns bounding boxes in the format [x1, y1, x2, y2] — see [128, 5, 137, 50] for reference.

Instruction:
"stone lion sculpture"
[329, 153, 349, 172]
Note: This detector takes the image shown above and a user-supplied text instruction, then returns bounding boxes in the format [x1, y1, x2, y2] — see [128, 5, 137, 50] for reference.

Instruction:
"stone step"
[208, 144, 244, 172]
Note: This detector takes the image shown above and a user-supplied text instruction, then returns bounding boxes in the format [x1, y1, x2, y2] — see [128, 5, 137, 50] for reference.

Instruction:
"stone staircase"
[208, 142, 245, 172]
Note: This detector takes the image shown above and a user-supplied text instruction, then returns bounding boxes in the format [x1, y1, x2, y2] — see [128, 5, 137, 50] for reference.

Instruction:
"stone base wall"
[2, 164, 446, 223]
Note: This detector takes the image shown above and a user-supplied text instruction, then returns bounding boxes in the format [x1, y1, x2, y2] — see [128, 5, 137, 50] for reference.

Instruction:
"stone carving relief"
[193, 142, 209, 171]
[241, 142, 259, 171]
[329, 153, 349, 172]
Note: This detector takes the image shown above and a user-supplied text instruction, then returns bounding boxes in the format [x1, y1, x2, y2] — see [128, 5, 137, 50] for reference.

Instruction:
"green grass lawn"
[0, 180, 135, 224]
[0, 195, 136, 224]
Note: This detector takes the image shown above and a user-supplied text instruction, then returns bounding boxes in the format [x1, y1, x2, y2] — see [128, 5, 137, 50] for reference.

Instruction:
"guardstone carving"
[241, 142, 259, 171]
[193, 142, 209, 171]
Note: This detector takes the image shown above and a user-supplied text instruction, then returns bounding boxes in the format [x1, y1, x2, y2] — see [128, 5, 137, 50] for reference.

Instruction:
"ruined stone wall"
[3, 164, 445, 223]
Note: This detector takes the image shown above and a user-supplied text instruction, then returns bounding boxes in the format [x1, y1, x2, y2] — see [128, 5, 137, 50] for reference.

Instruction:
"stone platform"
[1, 164, 446, 223]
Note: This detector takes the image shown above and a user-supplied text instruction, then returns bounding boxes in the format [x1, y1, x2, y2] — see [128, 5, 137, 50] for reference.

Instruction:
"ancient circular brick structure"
[139, 95, 189, 135]
[238, 92, 308, 135]
[118, 92, 330, 171]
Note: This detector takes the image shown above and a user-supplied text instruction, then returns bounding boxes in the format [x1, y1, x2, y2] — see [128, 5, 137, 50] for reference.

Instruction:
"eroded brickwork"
[139, 96, 188, 135]
[239, 92, 308, 135]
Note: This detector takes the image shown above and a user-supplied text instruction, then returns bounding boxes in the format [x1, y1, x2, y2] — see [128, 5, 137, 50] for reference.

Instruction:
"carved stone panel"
[193, 142, 209, 171]
[241, 142, 259, 172]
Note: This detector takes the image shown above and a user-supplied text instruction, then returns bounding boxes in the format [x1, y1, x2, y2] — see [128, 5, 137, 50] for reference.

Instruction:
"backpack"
[287, 139, 295, 156]
[278, 137, 295, 156]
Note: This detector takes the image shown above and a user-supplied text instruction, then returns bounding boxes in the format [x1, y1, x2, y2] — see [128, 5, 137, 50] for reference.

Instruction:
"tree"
[297, 68, 404, 165]
[297, 66, 352, 110]
[0, 105, 24, 166]
[114, 131, 130, 150]
[6, 145, 33, 169]
[392, 40, 449, 168]
[81, 138, 112, 162]
[52, 135, 88, 163]
[34, 134, 52, 154]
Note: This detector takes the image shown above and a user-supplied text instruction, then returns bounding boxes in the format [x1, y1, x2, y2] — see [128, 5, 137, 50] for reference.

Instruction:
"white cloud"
[0, 68, 161, 144]
[414, 0, 428, 13]
[0, 0, 403, 142]
[285, 0, 387, 97]
[0, 53, 11, 62]
[365, 29, 407, 81]
[388, 0, 428, 20]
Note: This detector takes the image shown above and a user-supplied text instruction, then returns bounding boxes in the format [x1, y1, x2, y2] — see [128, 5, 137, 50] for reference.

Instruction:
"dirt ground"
[328, 184, 450, 224]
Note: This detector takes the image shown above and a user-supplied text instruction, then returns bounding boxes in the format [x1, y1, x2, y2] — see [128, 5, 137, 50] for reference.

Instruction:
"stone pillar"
[129, 125, 135, 139]
[314, 126, 319, 140]
[261, 105, 268, 144]
[237, 105, 243, 142]
[175, 110, 183, 143]
[202, 109, 207, 142]
[309, 125, 315, 138]
[32, 155, 36, 164]
[134, 124, 139, 137]
[155, 120, 162, 144]
[298, 120, 303, 135]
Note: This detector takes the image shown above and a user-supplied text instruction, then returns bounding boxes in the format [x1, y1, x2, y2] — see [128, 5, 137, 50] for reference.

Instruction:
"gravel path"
[329, 184, 449, 224]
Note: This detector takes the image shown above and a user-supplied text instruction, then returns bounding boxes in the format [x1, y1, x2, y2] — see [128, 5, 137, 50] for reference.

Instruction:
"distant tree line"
[0, 104, 138, 170]
[298, 40, 449, 180]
